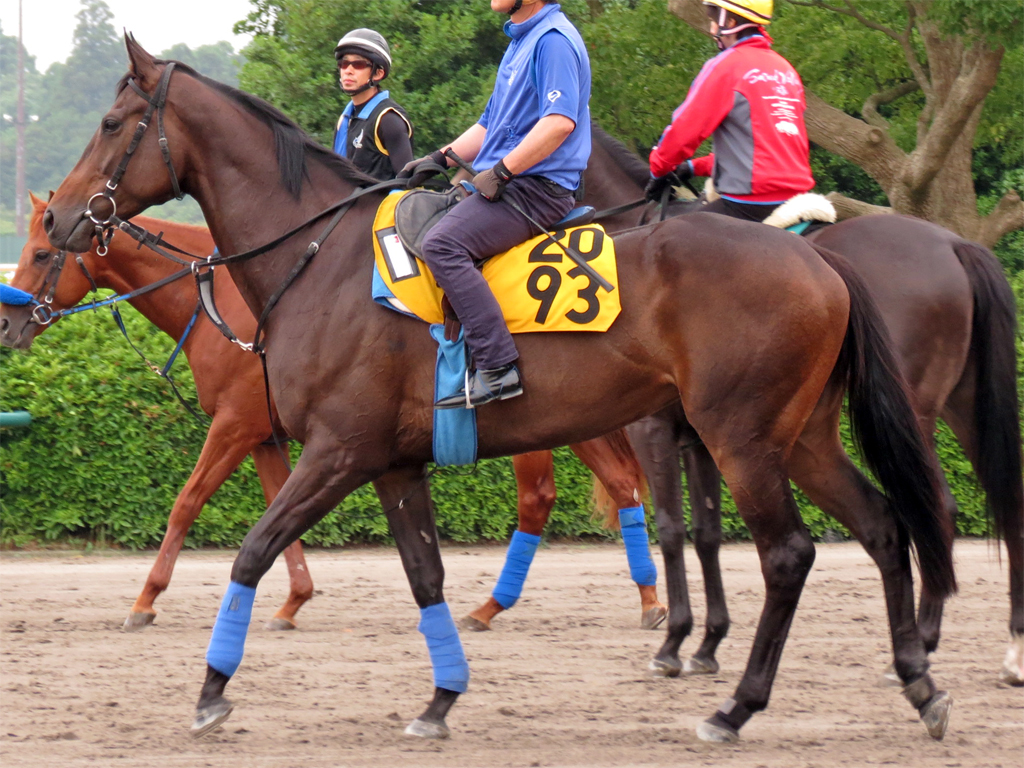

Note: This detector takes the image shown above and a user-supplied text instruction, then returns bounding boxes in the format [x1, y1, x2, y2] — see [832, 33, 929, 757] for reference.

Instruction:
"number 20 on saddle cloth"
[371, 190, 620, 331]
[369, 190, 621, 466]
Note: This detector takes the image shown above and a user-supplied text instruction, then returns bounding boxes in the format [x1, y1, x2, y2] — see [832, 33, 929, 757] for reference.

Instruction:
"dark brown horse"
[42, 40, 953, 743]
[581, 126, 1024, 685]
[1, 193, 314, 632]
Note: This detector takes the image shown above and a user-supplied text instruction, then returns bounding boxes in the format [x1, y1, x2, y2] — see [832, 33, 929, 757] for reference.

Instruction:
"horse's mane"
[591, 124, 651, 189]
[116, 61, 377, 198]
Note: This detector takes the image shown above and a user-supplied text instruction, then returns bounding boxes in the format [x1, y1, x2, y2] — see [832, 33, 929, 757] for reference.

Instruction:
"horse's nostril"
[0, 317, 10, 336]
[43, 209, 55, 234]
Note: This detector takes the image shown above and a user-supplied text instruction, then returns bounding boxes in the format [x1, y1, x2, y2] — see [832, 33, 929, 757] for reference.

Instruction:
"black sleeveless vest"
[341, 96, 412, 181]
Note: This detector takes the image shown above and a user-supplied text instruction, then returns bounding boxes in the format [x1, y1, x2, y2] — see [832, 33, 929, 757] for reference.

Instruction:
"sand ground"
[1, 539, 1021, 767]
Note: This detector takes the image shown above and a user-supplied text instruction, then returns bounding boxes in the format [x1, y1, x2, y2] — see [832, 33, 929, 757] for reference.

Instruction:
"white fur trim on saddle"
[761, 193, 836, 229]
[702, 180, 836, 228]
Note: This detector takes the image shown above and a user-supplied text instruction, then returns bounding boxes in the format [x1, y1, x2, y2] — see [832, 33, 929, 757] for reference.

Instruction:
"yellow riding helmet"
[703, 0, 773, 25]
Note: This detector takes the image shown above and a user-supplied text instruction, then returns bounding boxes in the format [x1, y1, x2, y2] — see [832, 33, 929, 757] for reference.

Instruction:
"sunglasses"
[338, 58, 373, 71]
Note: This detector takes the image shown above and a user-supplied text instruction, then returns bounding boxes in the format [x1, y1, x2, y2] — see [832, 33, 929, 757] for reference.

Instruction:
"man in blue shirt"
[399, 0, 591, 409]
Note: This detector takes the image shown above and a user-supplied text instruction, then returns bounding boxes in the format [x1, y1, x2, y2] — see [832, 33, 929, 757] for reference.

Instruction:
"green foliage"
[0, 284, 1008, 549]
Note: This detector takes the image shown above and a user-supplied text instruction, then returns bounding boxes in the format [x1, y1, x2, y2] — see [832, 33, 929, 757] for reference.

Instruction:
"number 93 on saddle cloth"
[371, 189, 620, 332]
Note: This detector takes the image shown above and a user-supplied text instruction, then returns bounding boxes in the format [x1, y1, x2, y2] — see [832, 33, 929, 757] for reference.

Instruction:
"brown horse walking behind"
[43, 41, 954, 744]
[1, 193, 313, 631]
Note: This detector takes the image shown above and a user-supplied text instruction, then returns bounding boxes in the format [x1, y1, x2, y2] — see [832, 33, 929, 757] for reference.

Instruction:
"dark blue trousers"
[421, 176, 574, 370]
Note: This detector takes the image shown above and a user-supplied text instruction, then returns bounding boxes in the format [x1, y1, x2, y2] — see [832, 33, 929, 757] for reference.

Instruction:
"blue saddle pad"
[373, 264, 477, 466]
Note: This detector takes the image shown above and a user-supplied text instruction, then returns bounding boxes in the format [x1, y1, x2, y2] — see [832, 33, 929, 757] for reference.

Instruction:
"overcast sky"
[0, 0, 255, 71]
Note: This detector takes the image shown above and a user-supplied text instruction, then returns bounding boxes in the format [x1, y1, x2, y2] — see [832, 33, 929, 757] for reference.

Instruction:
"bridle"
[25, 250, 99, 326]
[84, 62, 183, 254]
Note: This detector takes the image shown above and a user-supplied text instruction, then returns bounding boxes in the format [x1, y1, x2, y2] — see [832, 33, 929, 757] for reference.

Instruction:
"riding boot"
[434, 363, 522, 409]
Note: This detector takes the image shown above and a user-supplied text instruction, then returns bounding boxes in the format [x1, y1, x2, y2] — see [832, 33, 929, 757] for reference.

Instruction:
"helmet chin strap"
[342, 80, 378, 96]
[712, 6, 759, 49]
[508, 0, 523, 13]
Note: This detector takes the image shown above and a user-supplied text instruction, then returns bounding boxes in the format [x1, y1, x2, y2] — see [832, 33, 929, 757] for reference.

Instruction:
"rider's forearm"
[501, 114, 576, 176]
[442, 124, 488, 167]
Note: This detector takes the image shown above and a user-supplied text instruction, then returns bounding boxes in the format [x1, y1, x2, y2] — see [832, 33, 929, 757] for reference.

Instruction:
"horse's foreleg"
[681, 432, 730, 673]
[462, 450, 556, 632]
[628, 409, 693, 676]
[376, 466, 467, 740]
[192, 442, 373, 738]
[573, 430, 666, 630]
[126, 416, 257, 631]
[250, 442, 314, 631]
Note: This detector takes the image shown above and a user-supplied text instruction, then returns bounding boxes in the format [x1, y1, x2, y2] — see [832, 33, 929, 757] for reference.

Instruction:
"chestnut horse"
[0, 193, 315, 631]
[2, 194, 660, 632]
[43, 41, 953, 743]
[582, 127, 1022, 684]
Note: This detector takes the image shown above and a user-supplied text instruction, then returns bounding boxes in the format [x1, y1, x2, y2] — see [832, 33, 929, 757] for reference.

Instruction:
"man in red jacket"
[647, 0, 814, 222]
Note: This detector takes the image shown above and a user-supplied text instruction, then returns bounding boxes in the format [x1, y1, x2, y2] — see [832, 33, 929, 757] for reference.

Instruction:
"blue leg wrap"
[418, 602, 469, 693]
[205, 581, 256, 677]
[619, 505, 657, 586]
[492, 530, 542, 609]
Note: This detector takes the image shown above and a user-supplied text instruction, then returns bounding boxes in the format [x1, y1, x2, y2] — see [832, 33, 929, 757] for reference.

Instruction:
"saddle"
[703, 179, 836, 235]
[394, 183, 598, 260]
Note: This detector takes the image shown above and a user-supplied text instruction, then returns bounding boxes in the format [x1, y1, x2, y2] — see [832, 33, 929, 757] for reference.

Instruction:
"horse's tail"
[811, 243, 957, 599]
[951, 241, 1022, 543]
[591, 429, 649, 531]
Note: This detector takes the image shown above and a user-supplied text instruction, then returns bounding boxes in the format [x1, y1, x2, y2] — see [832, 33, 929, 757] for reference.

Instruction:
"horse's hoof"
[265, 617, 297, 631]
[920, 691, 952, 740]
[878, 662, 902, 688]
[697, 718, 739, 743]
[1000, 635, 1024, 686]
[683, 655, 719, 675]
[122, 612, 156, 631]
[458, 615, 490, 632]
[640, 605, 668, 630]
[404, 718, 450, 739]
[648, 658, 681, 678]
[190, 698, 233, 738]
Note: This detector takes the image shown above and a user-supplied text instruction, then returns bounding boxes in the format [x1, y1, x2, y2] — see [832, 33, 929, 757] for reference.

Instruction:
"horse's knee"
[654, 510, 686, 553]
[692, 521, 722, 560]
[764, 532, 815, 592]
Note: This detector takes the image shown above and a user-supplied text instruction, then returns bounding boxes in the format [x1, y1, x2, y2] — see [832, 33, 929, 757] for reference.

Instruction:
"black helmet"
[334, 28, 392, 79]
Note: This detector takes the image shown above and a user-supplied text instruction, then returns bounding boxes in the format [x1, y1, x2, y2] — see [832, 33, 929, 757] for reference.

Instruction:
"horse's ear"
[29, 191, 47, 211]
[48, 190, 54, 202]
[124, 32, 158, 86]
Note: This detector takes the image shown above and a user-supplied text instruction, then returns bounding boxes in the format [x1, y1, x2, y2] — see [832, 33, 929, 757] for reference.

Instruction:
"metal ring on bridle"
[31, 304, 55, 326]
[86, 192, 117, 226]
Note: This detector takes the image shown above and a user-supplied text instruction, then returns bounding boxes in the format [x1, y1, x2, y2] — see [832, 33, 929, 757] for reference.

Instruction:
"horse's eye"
[102, 117, 121, 133]
[34, 250, 52, 264]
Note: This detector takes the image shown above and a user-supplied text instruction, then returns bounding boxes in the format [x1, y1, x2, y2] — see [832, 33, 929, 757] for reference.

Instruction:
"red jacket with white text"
[649, 35, 814, 204]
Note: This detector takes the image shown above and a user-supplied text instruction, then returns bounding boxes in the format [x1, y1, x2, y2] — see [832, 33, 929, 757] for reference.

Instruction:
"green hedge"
[1, 271, 1021, 549]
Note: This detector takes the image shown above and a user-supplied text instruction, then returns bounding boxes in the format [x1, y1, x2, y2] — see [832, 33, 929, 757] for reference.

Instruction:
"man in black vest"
[332, 28, 414, 180]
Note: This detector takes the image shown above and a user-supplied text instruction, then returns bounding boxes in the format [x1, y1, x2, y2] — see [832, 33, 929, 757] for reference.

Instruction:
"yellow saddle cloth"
[371, 191, 620, 332]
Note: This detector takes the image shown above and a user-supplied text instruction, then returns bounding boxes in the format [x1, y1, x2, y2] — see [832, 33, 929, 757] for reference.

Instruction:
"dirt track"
[1, 540, 1021, 767]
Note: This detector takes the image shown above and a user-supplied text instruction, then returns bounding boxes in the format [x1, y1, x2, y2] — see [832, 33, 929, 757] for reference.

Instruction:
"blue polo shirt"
[475, 3, 591, 191]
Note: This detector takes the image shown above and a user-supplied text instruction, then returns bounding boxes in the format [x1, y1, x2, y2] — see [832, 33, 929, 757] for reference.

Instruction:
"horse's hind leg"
[942, 378, 1024, 685]
[575, 429, 666, 630]
[461, 450, 557, 632]
[628, 409, 694, 676]
[376, 465, 468, 739]
[695, 450, 816, 742]
[192, 441, 376, 737]
[249, 442, 314, 631]
[125, 415, 258, 631]
[680, 427, 730, 673]
[787, 422, 952, 740]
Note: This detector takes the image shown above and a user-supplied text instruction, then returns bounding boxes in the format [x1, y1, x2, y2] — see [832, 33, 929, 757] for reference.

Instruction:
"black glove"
[472, 159, 515, 201]
[643, 163, 693, 203]
[398, 149, 447, 188]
